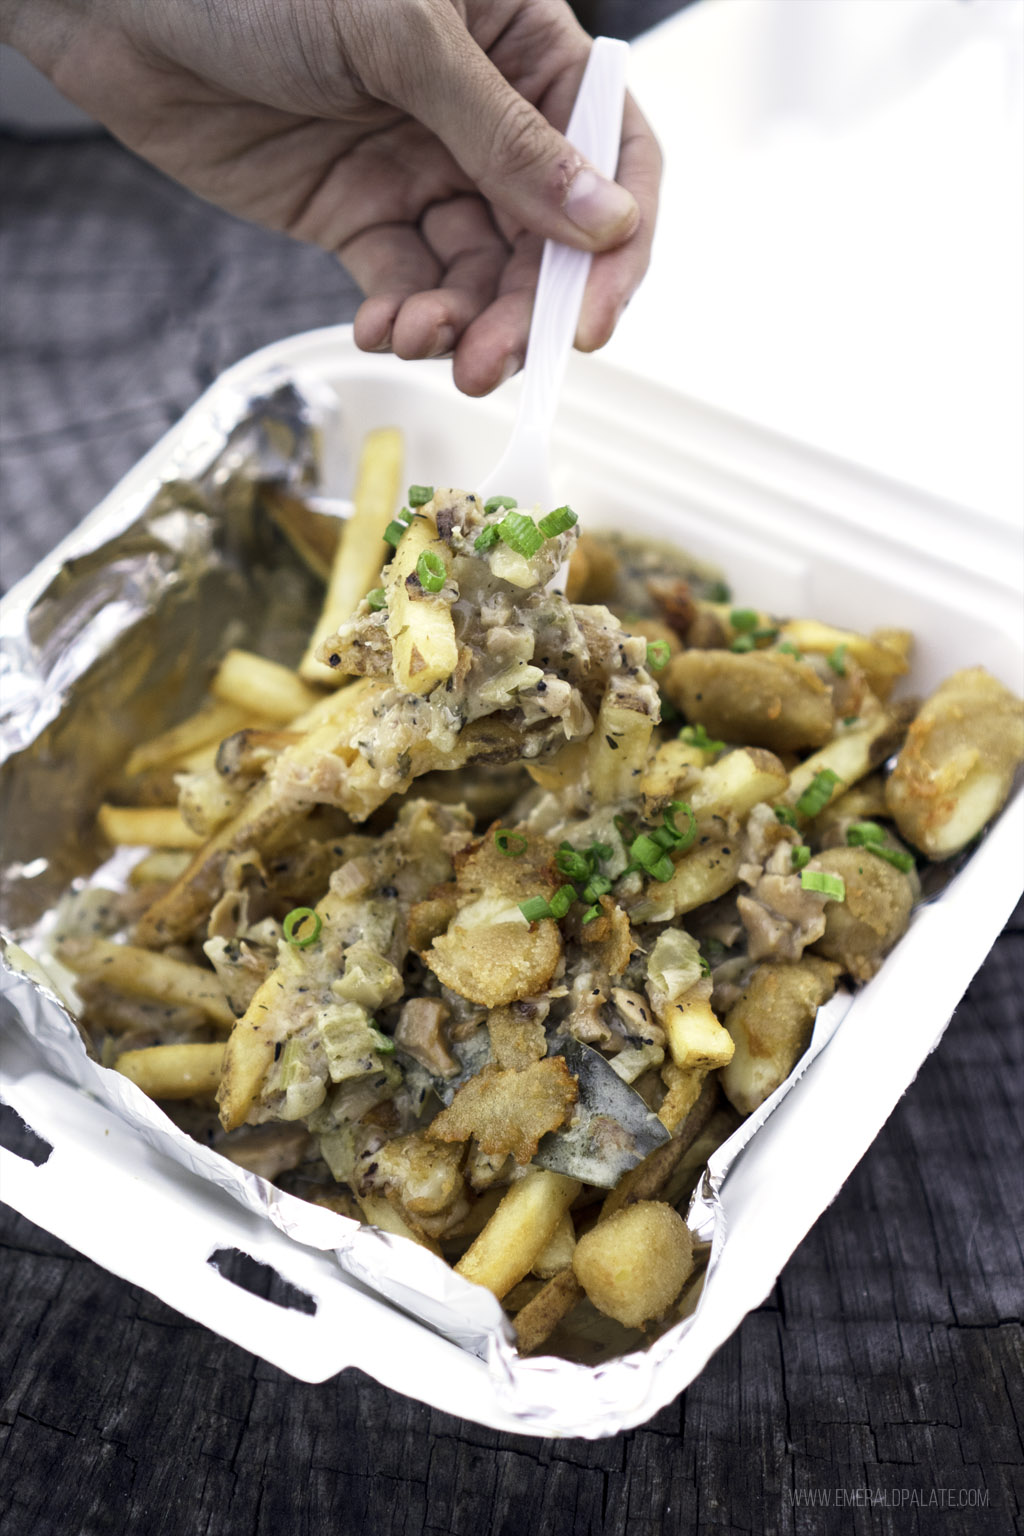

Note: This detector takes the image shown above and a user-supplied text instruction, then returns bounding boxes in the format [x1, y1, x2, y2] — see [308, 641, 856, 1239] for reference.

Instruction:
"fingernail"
[498, 354, 522, 386]
[563, 167, 638, 241]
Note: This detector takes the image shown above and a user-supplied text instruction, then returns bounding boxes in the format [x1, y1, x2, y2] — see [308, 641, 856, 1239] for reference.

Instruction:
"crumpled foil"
[0, 364, 854, 1434]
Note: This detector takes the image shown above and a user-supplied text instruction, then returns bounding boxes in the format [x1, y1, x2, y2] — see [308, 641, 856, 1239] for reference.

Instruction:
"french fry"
[777, 618, 912, 699]
[783, 708, 905, 816]
[59, 938, 235, 1029]
[299, 426, 404, 683]
[628, 833, 742, 924]
[261, 485, 342, 582]
[114, 1042, 225, 1100]
[688, 747, 789, 822]
[127, 849, 194, 888]
[454, 1169, 580, 1299]
[125, 699, 252, 777]
[385, 514, 458, 695]
[98, 804, 205, 850]
[353, 1192, 443, 1257]
[211, 649, 323, 723]
[588, 683, 655, 803]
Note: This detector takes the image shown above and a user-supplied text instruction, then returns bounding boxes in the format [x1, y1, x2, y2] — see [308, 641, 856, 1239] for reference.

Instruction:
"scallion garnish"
[795, 769, 843, 819]
[582, 875, 612, 902]
[383, 519, 408, 548]
[519, 895, 551, 923]
[629, 833, 675, 882]
[548, 884, 577, 919]
[753, 626, 779, 641]
[366, 587, 387, 611]
[730, 608, 759, 632]
[484, 494, 517, 513]
[846, 821, 885, 847]
[497, 510, 544, 558]
[416, 549, 446, 592]
[680, 723, 725, 753]
[664, 800, 697, 852]
[774, 805, 799, 828]
[800, 869, 846, 900]
[646, 640, 671, 671]
[368, 1025, 395, 1054]
[730, 635, 756, 653]
[868, 844, 915, 872]
[590, 842, 614, 862]
[555, 846, 592, 882]
[706, 581, 731, 603]
[494, 828, 528, 857]
[283, 907, 321, 948]
[791, 845, 811, 870]
[407, 484, 434, 507]
[582, 904, 602, 924]
[537, 506, 578, 538]
[474, 525, 501, 552]
[827, 643, 848, 676]
[776, 641, 802, 659]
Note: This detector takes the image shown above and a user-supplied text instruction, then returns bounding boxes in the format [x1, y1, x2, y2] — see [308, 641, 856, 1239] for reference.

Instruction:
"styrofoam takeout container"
[2, 327, 1022, 1437]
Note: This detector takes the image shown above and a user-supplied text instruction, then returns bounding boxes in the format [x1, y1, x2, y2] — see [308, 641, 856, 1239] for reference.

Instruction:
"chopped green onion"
[703, 937, 727, 964]
[776, 641, 802, 659]
[407, 484, 434, 507]
[774, 805, 799, 828]
[366, 587, 387, 611]
[630, 833, 675, 882]
[795, 768, 843, 819]
[868, 844, 915, 872]
[827, 643, 848, 676]
[843, 715, 860, 727]
[383, 519, 408, 548]
[548, 884, 576, 919]
[846, 821, 886, 847]
[555, 847, 592, 881]
[519, 895, 551, 923]
[474, 525, 501, 551]
[283, 907, 321, 948]
[646, 640, 671, 671]
[484, 494, 517, 513]
[730, 634, 756, 653]
[753, 626, 779, 641]
[664, 801, 697, 852]
[494, 828, 528, 857]
[698, 954, 711, 977]
[659, 696, 680, 723]
[537, 506, 578, 538]
[800, 869, 846, 900]
[680, 723, 725, 753]
[416, 549, 446, 592]
[730, 608, 759, 632]
[582, 903, 602, 924]
[790, 844, 811, 870]
[497, 510, 544, 558]
[582, 875, 612, 903]
[705, 581, 731, 603]
[590, 842, 614, 863]
[368, 1025, 395, 1055]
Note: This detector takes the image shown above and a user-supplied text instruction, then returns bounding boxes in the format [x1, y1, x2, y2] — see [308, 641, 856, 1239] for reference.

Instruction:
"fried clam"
[809, 844, 916, 983]
[885, 667, 1024, 858]
[421, 827, 564, 1008]
[662, 649, 835, 752]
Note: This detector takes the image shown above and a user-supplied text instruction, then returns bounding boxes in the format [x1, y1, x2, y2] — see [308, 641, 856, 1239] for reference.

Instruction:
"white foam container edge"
[1, 327, 1021, 1438]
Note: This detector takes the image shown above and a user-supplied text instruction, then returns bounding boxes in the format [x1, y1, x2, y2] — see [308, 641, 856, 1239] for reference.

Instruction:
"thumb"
[372, 9, 639, 249]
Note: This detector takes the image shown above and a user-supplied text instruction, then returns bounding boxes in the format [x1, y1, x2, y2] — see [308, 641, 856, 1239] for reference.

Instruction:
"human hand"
[5, 0, 660, 395]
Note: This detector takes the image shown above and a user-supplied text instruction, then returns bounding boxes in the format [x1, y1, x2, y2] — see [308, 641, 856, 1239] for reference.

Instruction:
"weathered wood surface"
[1, 15, 1021, 1526]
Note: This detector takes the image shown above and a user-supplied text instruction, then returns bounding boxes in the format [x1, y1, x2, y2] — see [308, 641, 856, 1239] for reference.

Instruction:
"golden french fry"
[98, 804, 205, 850]
[125, 699, 252, 777]
[114, 1042, 226, 1100]
[454, 1169, 580, 1299]
[127, 849, 194, 888]
[688, 747, 789, 822]
[588, 685, 655, 803]
[385, 513, 458, 695]
[628, 833, 742, 924]
[211, 649, 323, 723]
[783, 708, 905, 816]
[299, 426, 404, 683]
[353, 1192, 443, 1257]
[60, 938, 235, 1029]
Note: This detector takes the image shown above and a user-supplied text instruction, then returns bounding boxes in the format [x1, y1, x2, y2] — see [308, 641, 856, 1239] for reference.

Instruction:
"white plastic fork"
[477, 36, 631, 513]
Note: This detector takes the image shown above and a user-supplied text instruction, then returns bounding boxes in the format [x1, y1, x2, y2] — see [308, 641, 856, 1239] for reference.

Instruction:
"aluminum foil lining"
[0, 364, 854, 1435]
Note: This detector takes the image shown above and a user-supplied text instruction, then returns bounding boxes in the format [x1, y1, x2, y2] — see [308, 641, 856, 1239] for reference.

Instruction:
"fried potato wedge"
[720, 956, 840, 1116]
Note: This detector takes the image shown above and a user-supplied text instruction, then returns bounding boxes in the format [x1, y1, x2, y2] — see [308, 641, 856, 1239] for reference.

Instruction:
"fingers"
[344, 223, 443, 352]
[361, 2, 639, 254]
[451, 231, 544, 397]
[389, 195, 508, 359]
[575, 95, 662, 352]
